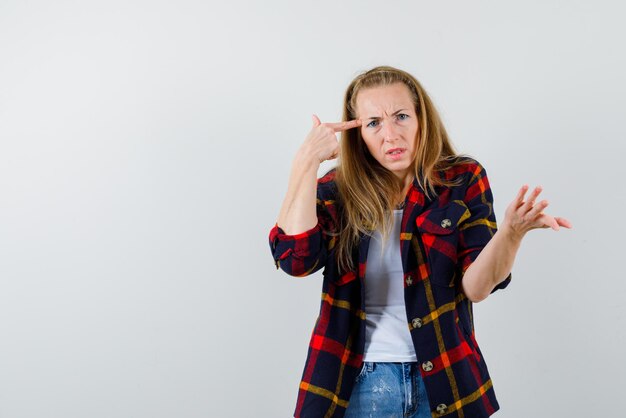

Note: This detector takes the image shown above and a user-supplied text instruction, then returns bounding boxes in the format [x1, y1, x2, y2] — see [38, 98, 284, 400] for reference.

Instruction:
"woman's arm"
[276, 155, 320, 235]
[461, 185, 572, 302]
[269, 116, 361, 276]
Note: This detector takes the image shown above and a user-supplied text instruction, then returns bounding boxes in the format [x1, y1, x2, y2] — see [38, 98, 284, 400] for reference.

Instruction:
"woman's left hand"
[502, 185, 573, 239]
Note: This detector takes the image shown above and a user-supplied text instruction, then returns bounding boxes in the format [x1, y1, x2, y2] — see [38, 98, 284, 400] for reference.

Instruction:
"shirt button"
[406, 275, 413, 285]
[436, 404, 448, 415]
[422, 361, 434, 372]
[412, 318, 423, 329]
[440, 218, 452, 228]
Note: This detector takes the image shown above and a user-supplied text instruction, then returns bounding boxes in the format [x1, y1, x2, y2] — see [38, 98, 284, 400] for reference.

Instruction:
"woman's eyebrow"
[365, 109, 408, 120]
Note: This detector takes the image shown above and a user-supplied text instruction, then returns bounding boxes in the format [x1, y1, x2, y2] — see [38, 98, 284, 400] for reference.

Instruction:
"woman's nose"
[381, 119, 398, 141]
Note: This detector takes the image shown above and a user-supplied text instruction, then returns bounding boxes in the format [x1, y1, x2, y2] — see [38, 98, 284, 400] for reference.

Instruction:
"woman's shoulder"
[317, 168, 339, 200]
[438, 155, 488, 181]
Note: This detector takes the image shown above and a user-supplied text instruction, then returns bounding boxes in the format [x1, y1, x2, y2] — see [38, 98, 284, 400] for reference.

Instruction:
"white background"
[1, 1, 624, 417]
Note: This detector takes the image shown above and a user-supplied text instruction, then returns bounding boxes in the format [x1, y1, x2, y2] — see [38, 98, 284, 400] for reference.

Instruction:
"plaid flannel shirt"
[269, 159, 511, 418]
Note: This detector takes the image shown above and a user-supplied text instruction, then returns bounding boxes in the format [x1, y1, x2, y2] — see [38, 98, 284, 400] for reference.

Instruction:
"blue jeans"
[344, 362, 431, 418]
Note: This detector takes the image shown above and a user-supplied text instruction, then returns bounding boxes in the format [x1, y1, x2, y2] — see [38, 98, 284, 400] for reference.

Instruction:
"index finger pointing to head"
[327, 119, 362, 132]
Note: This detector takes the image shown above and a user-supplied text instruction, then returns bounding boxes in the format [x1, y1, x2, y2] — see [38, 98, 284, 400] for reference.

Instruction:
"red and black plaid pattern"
[269, 159, 511, 418]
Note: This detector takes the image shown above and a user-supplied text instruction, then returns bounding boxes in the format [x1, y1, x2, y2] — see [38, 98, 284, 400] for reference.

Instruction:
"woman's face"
[355, 82, 419, 182]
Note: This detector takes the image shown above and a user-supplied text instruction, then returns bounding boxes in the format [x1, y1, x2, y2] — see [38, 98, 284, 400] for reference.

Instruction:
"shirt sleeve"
[458, 162, 512, 293]
[268, 184, 337, 277]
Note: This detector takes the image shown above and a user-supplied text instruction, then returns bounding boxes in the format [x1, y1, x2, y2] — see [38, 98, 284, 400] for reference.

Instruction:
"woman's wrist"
[292, 152, 321, 174]
[498, 222, 525, 245]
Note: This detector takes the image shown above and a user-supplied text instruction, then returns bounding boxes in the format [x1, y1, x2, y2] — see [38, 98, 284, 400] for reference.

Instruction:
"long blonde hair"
[334, 66, 462, 273]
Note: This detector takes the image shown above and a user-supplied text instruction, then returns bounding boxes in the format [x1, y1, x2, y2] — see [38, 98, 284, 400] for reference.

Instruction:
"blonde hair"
[334, 66, 463, 273]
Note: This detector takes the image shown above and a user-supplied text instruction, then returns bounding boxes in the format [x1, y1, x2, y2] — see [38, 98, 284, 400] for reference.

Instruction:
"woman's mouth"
[386, 148, 406, 159]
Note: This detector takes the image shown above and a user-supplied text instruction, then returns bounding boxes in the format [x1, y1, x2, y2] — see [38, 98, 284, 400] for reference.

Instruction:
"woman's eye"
[366, 120, 379, 128]
[397, 114, 409, 121]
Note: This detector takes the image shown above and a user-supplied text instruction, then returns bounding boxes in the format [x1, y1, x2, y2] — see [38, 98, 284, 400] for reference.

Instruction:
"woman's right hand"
[296, 115, 362, 164]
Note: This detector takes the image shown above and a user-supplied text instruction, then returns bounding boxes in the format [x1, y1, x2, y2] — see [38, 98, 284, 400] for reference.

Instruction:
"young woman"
[269, 66, 571, 418]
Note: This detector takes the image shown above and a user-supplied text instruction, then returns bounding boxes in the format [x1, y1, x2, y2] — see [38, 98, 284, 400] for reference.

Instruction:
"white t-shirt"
[362, 209, 417, 362]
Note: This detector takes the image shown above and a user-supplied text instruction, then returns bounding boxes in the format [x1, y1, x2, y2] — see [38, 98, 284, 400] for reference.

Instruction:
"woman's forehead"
[355, 83, 414, 116]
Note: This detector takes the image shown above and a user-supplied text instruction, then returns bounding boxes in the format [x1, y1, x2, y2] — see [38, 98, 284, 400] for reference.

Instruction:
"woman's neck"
[395, 174, 414, 208]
